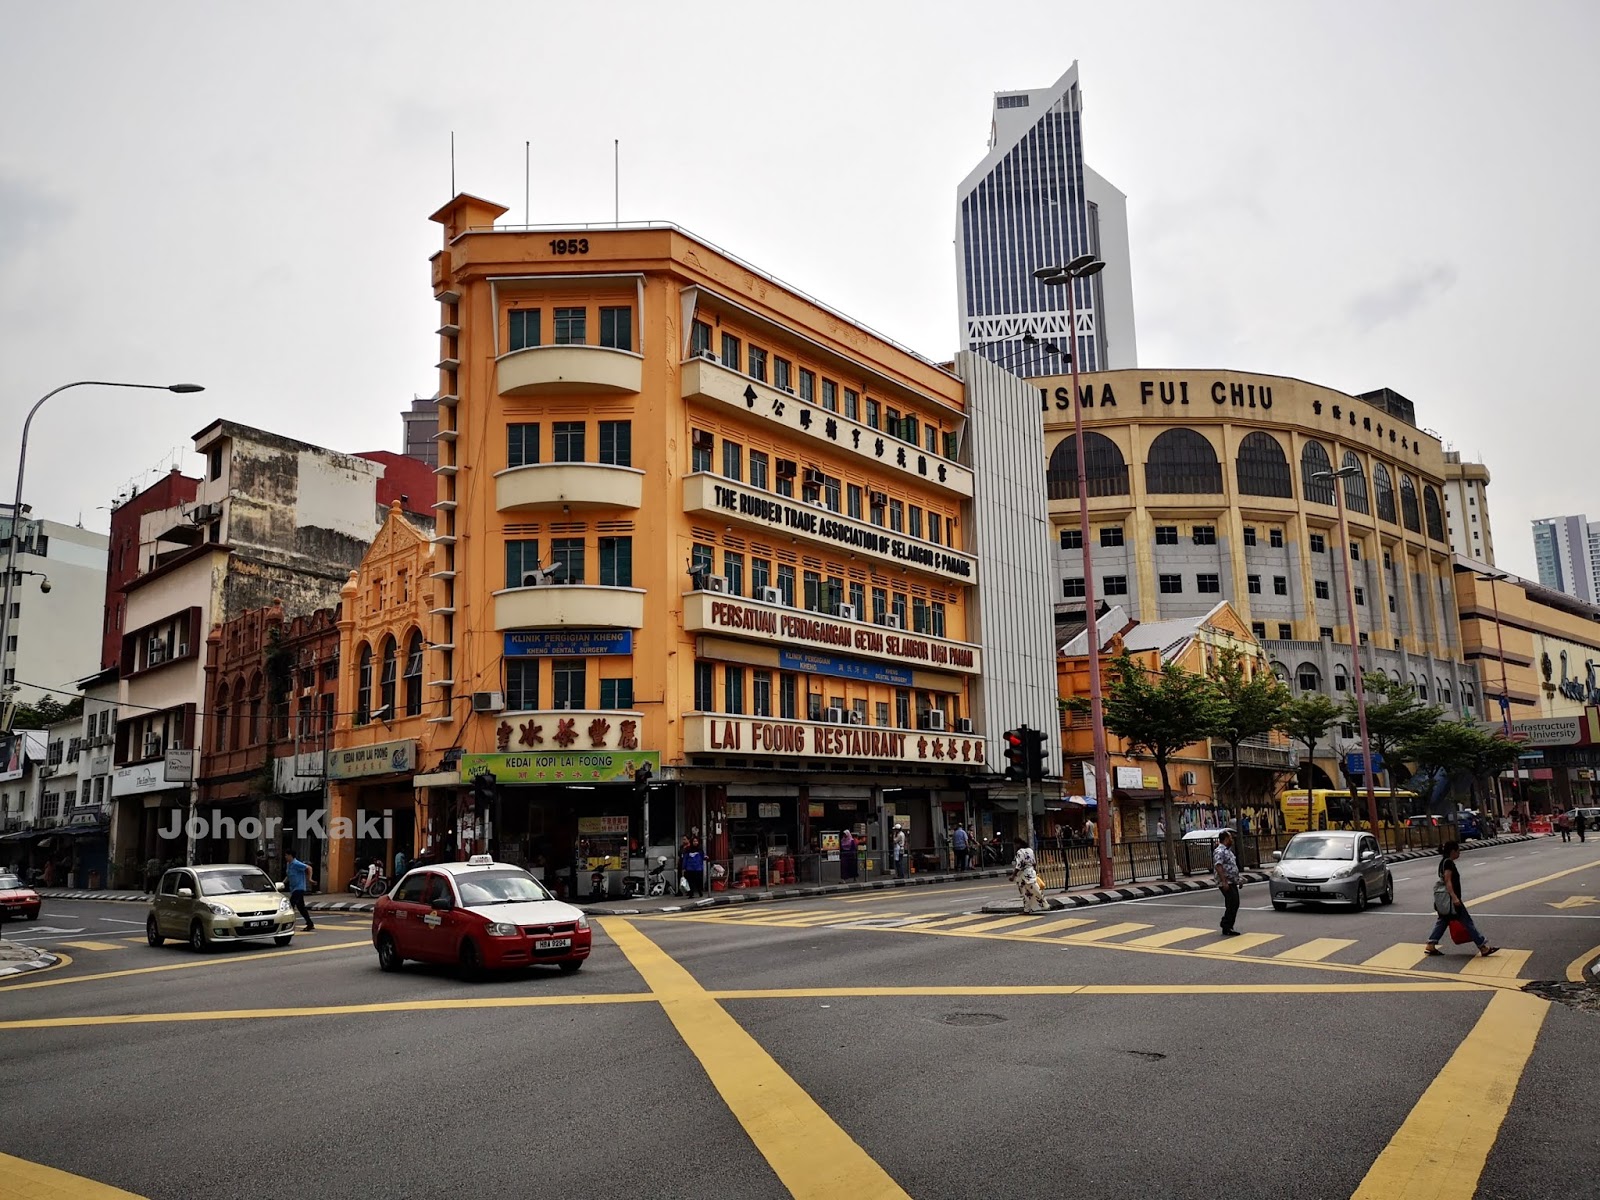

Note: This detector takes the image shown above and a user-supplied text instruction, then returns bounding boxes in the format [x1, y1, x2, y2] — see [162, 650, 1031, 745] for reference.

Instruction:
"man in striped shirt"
[1213, 831, 1241, 938]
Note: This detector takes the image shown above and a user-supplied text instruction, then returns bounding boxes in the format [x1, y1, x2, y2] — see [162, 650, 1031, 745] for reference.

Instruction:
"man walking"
[1213, 829, 1242, 937]
[1577, 809, 1588, 844]
[893, 825, 908, 879]
[283, 848, 316, 932]
[952, 823, 969, 872]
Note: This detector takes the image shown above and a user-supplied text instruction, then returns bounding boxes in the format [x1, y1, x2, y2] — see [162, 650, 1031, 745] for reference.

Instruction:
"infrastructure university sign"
[328, 739, 417, 780]
[458, 750, 660, 786]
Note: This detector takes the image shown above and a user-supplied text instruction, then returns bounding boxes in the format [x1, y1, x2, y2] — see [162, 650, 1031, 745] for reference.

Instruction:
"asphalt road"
[3, 837, 1598, 1199]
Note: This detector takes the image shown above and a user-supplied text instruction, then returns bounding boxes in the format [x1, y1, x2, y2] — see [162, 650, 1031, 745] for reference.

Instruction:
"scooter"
[590, 863, 608, 901]
[347, 863, 389, 897]
[645, 855, 673, 897]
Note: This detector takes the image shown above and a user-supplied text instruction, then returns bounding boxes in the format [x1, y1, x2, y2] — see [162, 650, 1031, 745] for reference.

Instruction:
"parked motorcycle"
[347, 863, 389, 897]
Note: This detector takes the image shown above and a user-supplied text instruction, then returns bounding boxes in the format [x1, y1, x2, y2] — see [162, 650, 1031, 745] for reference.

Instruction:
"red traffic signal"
[1003, 727, 1028, 780]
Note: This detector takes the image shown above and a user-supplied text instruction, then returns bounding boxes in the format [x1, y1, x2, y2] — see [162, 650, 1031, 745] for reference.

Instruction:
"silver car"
[146, 864, 298, 951]
[1268, 831, 1393, 911]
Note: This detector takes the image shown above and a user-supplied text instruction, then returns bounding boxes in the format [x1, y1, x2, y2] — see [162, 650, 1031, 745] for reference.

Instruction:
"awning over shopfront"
[1113, 788, 1166, 805]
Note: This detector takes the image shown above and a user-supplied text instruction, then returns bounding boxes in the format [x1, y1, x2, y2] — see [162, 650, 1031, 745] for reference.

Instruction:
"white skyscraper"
[956, 62, 1137, 379]
[1531, 513, 1600, 603]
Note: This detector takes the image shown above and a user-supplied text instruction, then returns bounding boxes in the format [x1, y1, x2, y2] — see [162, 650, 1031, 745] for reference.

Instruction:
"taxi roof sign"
[467, 854, 494, 865]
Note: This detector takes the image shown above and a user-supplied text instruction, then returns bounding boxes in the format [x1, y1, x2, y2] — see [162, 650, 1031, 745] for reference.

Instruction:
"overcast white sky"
[2, 1, 1595, 579]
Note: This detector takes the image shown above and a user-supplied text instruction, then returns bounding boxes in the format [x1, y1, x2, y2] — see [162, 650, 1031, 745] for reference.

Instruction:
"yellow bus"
[1278, 789, 1421, 832]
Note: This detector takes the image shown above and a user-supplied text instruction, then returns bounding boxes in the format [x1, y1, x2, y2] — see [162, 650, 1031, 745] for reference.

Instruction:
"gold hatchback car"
[146, 864, 298, 952]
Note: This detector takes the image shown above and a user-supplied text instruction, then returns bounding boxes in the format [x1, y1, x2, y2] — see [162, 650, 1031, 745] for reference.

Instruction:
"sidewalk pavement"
[0, 939, 59, 978]
[32, 835, 1535, 920]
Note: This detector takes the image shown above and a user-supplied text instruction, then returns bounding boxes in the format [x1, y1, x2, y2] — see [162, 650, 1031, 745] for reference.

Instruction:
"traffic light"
[471, 770, 497, 814]
[1024, 727, 1048, 783]
[1003, 727, 1027, 781]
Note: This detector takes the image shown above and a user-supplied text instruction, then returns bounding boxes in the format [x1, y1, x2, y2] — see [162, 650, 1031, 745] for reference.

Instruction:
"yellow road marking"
[1010, 916, 1097, 937]
[56, 940, 125, 952]
[602, 918, 910, 1200]
[1472, 857, 1600, 907]
[902, 913, 993, 929]
[1274, 938, 1357, 963]
[756, 912, 910, 928]
[1066, 922, 1152, 942]
[1545, 895, 1600, 910]
[0, 993, 658, 1030]
[710, 982, 1482, 999]
[1123, 927, 1215, 948]
[0, 937, 368, 991]
[1352, 989, 1548, 1199]
[1460, 949, 1532, 980]
[0, 1149, 148, 1198]
[945, 915, 1047, 935]
[1198, 932, 1281, 955]
[1362, 944, 1431, 971]
[1565, 942, 1600, 983]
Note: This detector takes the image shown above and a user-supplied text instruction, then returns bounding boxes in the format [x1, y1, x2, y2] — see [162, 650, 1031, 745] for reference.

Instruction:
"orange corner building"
[324, 195, 1003, 896]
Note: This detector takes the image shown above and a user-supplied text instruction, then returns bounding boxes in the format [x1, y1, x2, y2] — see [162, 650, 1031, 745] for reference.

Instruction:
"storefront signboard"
[577, 815, 631, 835]
[684, 715, 985, 768]
[821, 832, 840, 854]
[113, 761, 186, 797]
[777, 649, 914, 687]
[758, 802, 782, 819]
[727, 801, 749, 818]
[808, 801, 826, 818]
[1476, 715, 1590, 748]
[1115, 767, 1143, 789]
[328, 739, 417, 780]
[684, 475, 978, 585]
[504, 629, 634, 657]
[685, 592, 980, 675]
[457, 750, 660, 786]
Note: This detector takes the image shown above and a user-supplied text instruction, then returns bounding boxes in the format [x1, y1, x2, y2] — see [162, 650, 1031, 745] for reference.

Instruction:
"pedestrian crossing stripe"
[647, 907, 1532, 979]
[1274, 938, 1357, 962]
[1199, 932, 1281, 955]
[1064, 922, 1153, 943]
[1123, 927, 1216, 949]
[1460, 949, 1532, 980]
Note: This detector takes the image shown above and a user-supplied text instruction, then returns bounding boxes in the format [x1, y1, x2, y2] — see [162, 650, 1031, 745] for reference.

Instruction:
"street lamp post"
[0, 381, 204, 697]
[1475, 571, 1516, 821]
[1035, 257, 1114, 888]
[1313, 467, 1381, 839]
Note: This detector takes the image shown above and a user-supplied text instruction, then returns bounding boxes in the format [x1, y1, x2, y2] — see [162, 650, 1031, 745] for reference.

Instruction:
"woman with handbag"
[1425, 840, 1497, 958]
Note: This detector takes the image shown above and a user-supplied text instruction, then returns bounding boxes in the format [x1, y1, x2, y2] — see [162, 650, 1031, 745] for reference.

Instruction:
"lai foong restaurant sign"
[328, 739, 417, 781]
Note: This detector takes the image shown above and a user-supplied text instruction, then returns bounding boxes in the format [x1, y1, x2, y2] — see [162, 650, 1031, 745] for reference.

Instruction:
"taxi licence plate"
[535, 937, 572, 951]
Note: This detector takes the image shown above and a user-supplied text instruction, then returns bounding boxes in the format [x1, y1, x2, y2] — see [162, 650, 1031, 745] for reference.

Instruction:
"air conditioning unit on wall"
[472, 692, 505, 714]
[1180, 771, 1197, 787]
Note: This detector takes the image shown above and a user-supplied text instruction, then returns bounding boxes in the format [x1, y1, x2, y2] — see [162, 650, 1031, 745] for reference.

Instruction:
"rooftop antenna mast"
[450, 131, 456, 197]
[614, 139, 620, 226]
[525, 140, 530, 226]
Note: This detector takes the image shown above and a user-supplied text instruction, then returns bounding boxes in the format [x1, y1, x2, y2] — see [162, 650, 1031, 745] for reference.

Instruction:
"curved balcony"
[496, 463, 643, 512]
[493, 584, 645, 631]
[496, 345, 643, 396]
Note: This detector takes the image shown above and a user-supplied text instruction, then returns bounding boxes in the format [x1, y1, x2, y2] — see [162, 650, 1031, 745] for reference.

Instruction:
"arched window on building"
[1301, 440, 1334, 504]
[1417, 675, 1429, 701]
[1144, 428, 1222, 494]
[1236, 431, 1293, 497]
[1373, 463, 1397, 524]
[1271, 661, 1291, 686]
[1439, 678, 1452, 707]
[1400, 475, 1422, 532]
[1423, 485, 1446, 542]
[1297, 662, 1322, 693]
[1333, 664, 1349, 693]
[404, 629, 424, 717]
[379, 636, 398, 718]
[1047, 432, 1130, 499]
[1341, 452, 1370, 514]
[214, 682, 230, 752]
[357, 643, 373, 725]
[1462, 684, 1475, 711]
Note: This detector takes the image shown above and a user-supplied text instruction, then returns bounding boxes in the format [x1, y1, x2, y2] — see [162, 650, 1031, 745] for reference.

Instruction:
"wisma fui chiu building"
[1044, 369, 1476, 792]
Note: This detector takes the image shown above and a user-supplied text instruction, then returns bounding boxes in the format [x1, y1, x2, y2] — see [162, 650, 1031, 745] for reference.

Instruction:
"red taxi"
[371, 856, 591, 977]
[0, 872, 41, 921]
